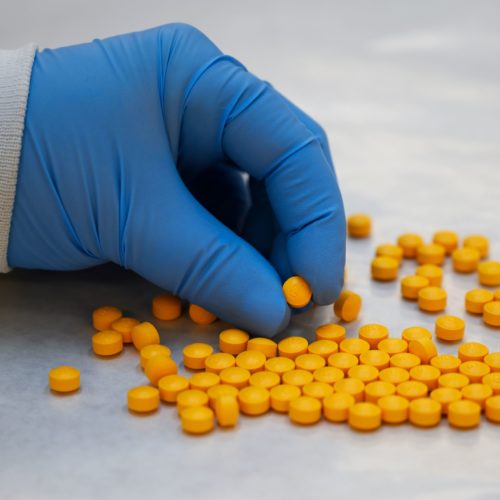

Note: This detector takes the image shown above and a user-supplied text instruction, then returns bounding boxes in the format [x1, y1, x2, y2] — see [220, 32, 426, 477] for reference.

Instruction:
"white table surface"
[1, 1, 500, 499]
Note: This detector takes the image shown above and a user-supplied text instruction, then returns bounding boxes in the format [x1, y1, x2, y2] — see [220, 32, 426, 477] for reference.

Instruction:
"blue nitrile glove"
[9, 24, 345, 337]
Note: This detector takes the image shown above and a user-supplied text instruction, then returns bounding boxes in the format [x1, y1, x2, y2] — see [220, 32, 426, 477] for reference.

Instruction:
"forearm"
[0, 44, 36, 272]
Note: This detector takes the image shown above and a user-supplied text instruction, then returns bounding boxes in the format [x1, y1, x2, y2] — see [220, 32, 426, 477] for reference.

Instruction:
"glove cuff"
[0, 43, 36, 272]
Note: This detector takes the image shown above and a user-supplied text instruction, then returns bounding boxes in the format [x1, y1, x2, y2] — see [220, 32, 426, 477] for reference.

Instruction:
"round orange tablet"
[334, 378, 365, 402]
[111, 317, 140, 344]
[458, 342, 489, 362]
[152, 293, 182, 321]
[396, 381, 428, 401]
[435, 315, 465, 342]
[438, 373, 469, 390]
[378, 395, 409, 424]
[158, 374, 189, 403]
[459, 361, 490, 383]
[188, 304, 217, 325]
[189, 372, 220, 392]
[397, 233, 424, 259]
[235, 350, 267, 373]
[278, 336, 309, 360]
[333, 290, 362, 322]
[452, 248, 480, 273]
[92, 330, 123, 357]
[307, 340, 338, 360]
[92, 306, 123, 331]
[219, 329, 249, 355]
[378, 338, 408, 356]
[364, 381, 396, 404]
[409, 365, 441, 390]
[416, 265, 443, 287]
[140, 344, 172, 369]
[313, 366, 344, 384]
[177, 389, 209, 414]
[128, 386, 160, 413]
[264, 357, 295, 376]
[238, 386, 270, 415]
[282, 369, 314, 388]
[430, 354, 461, 374]
[282, 276, 312, 308]
[359, 350, 390, 370]
[340, 338, 370, 357]
[183, 343, 214, 370]
[401, 326, 432, 343]
[430, 387, 461, 414]
[371, 256, 398, 281]
[348, 364, 379, 384]
[484, 352, 500, 372]
[465, 289, 494, 314]
[270, 384, 302, 412]
[181, 406, 214, 434]
[448, 400, 481, 429]
[485, 395, 500, 423]
[328, 352, 359, 373]
[494, 289, 500, 301]
[219, 366, 251, 389]
[214, 395, 239, 428]
[478, 261, 500, 287]
[463, 235, 489, 259]
[131, 322, 160, 351]
[48, 366, 80, 393]
[303, 381, 334, 401]
[379, 367, 410, 385]
[417, 243, 446, 266]
[408, 398, 441, 427]
[408, 338, 438, 364]
[289, 396, 322, 425]
[401, 275, 430, 300]
[144, 356, 178, 386]
[347, 213, 371, 238]
[295, 353, 326, 372]
[418, 287, 447, 312]
[433, 230, 458, 255]
[461, 383, 493, 409]
[315, 324, 346, 343]
[390, 352, 421, 370]
[249, 371, 281, 390]
[246, 337, 277, 358]
[376, 244, 403, 264]
[207, 384, 239, 409]
[483, 301, 500, 327]
[348, 402, 381, 431]
[204, 352, 236, 374]
[358, 324, 389, 348]
[323, 393, 355, 422]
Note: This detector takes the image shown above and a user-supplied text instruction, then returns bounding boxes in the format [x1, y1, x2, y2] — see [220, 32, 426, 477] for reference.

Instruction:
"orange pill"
[408, 338, 438, 364]
[452, 247, 480, 273]
[315, 324, 346, 343]
[348, 364, 379, 384]
[140, 344, 171, 369]
[483, 301, 500, 327]
[219, 367, 251, 389]
[92, 306, 123, 331]
[377, 395, 409, 424]
[189, 372, 220, 392]
[418, 287, 447, 312]
[328, 352, 359, 373]
[465, 288, 494, 314]
[430, 387, 461, 414]
[371, 256, 398, 281]
[461, 383, 493, 409]
[459, 361, 490, 383]
[409, 365, 441, 390]
[378, 338, 408, 356]
[183, 343, 214, 370]
[92, 330, 123, 357]
[333, 290, 362, 322]
[303, 381, 334, 401]
[246, 337, 278, 358]
[396, 381, 428, 401]
[358, 324, 389, 348]
[376, 244, 403, 264]
[397, 233, 424, 259]
[282, 276, 312, 308]
[264, 357, 295, 377]
[433, 230, 458, 255]
[323, 393, 355, 422]
[401, 275, 430, 300]
[415, 265, 443, 287]
[131, 322, 160, 351]
[238, 386, 270, 416]
[478, 261, 500, 287]
[177, 389, 209, 414]
[219, 329, 249, 355]
[485, 395, 500, 423]
[348, 402, 381, 431]
[379, 367, 410, 385]
[494, 289, 500, 301]
[289, 396, 322, 425]
[430, 354, 461, 374]
[417, 244, 445, 266]
[334, 378, 365, 402]
[278, 336, 309, 360]
[188, 304, 217, 325]
[359, 350, 390, 370]
[307, 340, 338, 360]
[158, 374, 189, 403]
[236, 350, 266, 373]
[390, 352, 421, 370]
[204, 352, 235, 374]
[270, 384, 302, 413]
[482, 372, 500, 395]
[435, 315, 465, 342]
[215, 395, 240, 428]
[439, 373, 470, 390]
[295, 353, 326, 372]
[152, 293, 181, 321]
[144, 356, 177, 386]
[282, 369, 314, 388]
[340, 338, 370, 357]
[458, 342, 489, 362]
[365, 381, 396, 404]
[347, 213, 371, 238]
[401, 326, 432, 343]
[111, 317, 139, 344]
[249, 371, 280, 390]
[128, 386, 159, 413]
[207, 384, 239, 409]
[463, 235, 489, 259]
[409, 398, 441, 427]
[313, 366, 345, 384]
[484, 352, 500, 372]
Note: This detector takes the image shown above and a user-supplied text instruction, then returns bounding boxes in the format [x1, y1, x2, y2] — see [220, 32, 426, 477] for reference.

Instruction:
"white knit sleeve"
[0, 44, 36, 273]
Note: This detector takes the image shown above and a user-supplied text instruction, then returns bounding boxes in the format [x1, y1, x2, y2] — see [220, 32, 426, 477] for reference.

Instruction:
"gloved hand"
[9, 24, 345, 337]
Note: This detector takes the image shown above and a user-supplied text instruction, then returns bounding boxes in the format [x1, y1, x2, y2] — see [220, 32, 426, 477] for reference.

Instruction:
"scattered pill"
[307, 340, 338, 360]
[409, 365, 441, 390]
[378, 338, 408, 355]
[418, 287, 447, 312]
[433, 230, 459, 255]
[207, 384, 239, 409]
[140, 344, 171, 369]
[348, 402, 381, 431]
[478, 261, 500, 286]
[264, 356, 295, 377]
[409, 398, 441, 427]
[303, 381, 334, 401]
[458, 342, 489, 362]
[439, 373, 470, 390]
[347, 214, 371, 238]
[390, 352, 421, 370]
[188, 304, 217, 325]
[416, 265, 443, 287]
[397, 233, 424, 258]
[401, 275, 430, 300]
[92, 306, 123, 331]
[214, 395, 239, 428]
[408, 338, 438, 364]
[238, 386, 270, 415]
[145, 356, 178, 386]
[452, 247, 480, 273]
[459, 361, 490, 384]
[430, 387, 461, 414]
[289, 396, 322, 425]
[181, 406, 214, 434]
[270, 384, 302, 412]
[396, 381, 428, 401]
[111, 317, 139, 344]
[92, 330, 123, 357]
[333, 290, 362, 322]
[358, 324, 389, 348]
[417, 244, 445, 266]
[183, 343, 214, 370]
[371, 256, 399, 281]
[48, 366, 80, 393]
[348, 364, 379, 384]
[483, 301, 500, 327]
[430, 354, 461, 374]
[378, 395, 409, 424]
[376, 244, 403, 264]
[128, 386, 160, 413]
[435, 315, 465, 342]
[189, 372, 220, 392]
[249, 371, 281, 390]
[365, 381, 396, 404]
[282, 276, 312, 308]
[401, 326, 432, 343]
[485, 395, 500, 423]
[204, 352, 235, 374]
[278, 336, 309, 360]
[313, 366, 345, 384]
[219, 367, 251, 389]
[447, 400, 481, 429]
[323, 393, 355, 422]
[131, 322, 160, 351]
[152, 293, 182, 321]
[379, 367, 410, 385]
[158, 374, 189, 403]
[282, 369, 314, 388]
[463, 235, 489, 259]
[246, 337, 277, 358]
[340, 338, 370, 357]
[219, 329, 249, 355]
[484, 353, 500, 373]
[461, 383, 493, 409]
[177, 389, 209, 414]
[334, 378, 365, 402]
[465, 289, 494, 314]
[315, 324, 346, 343]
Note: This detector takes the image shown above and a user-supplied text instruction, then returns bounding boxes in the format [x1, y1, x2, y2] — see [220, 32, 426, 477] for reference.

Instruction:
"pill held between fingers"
[128, 386, 160, 413]
[371, 256, 399, 281]
[347, 214, 371, 238]
[48, 366, 80, 393]
[152, 293, 182, 321]
[401, 275, 430, 300]
[181, 406, 215, 434]
[188, 304, 217, 325]
[465, 289, 494, 314]
[452, 248, 481, 273]
[448, 400, 481, 429]
[270, 384, 302, 412]
[348, 402, 382, 431]
[358, 324, 389, 348]
[435, 315, 465, 342]
[140, 344, 172, 369]
[145, 356, 178, 386]
[215, 395, 239, 428]
[463, 235, 489, 259]
[158, 374, 189, 403]
[92, 306, 123, 331]
[418, 287, 447, 312]
[397, 233, 424, 259]
[183, 343, 214, 370]
[333, 291, 362, 322]
[92, 330, 123, 357]
[131, 322, 160, 351]
[219, 329, 250, 355]
[315, 324, 346, 343]
[289, 396, 322, 425]
[433, 230, 459, 255]
[282, 276, 312, 308]
[416, 265, 443, 287]
[111, 317, 140, 344]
